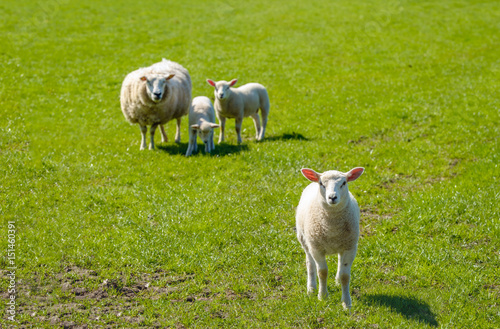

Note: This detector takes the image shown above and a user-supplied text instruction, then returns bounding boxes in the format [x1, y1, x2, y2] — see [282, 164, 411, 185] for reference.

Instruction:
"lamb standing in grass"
[120, 59, 192, 150]
[185, 96, 219, 157]
[295, 167, 365, 310]
[206, 79, 270, 144]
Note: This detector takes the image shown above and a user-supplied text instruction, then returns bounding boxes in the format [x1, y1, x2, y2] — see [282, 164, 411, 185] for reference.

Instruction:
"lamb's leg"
[259, 110, 268, 141]
[251, 113, 261, 140]
[185, 128, 196, 156]
[311, 250, 328, 300]
[175, 118, 182, 143]
[140, 125, 148, 150]
[218, 116, 226, 143]
[149, 123, 158, 150]
[209, 131, 214, 153]
[160, 125, 168, 143]
[258, 96, 270, 141]
[336, 249, 357, 310]
[235, 117, 243, 144]
[305, 250, 317, 294]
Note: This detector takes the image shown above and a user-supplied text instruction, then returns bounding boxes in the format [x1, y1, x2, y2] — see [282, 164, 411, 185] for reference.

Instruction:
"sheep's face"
[301, 168, 365, 207]
[192, 122, 220, 145]
[141, 74, 175, 103]
[207, 79, 238, 100]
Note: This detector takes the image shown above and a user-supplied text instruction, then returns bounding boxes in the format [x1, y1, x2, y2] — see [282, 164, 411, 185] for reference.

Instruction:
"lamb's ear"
[210, 123, 220, 129]
[346, 167, 364, 181]
[301, 168, 320, 183]
[140, 76, 147, 81]
[229, 79, 238, 87]
[207, 79, 216, 87]
[191, 124, 200, 130]
[165, 74, 175, 81]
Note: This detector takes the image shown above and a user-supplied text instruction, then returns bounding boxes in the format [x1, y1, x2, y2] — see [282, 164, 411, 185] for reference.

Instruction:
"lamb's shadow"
[157, 142, 248, 156]
[265, 132, 309, 142]
[362, 294, 438, 327]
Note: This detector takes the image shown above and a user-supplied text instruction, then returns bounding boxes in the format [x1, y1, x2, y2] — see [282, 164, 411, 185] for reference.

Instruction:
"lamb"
[295, 167, 365, 310]
[120, 59, 192, 150]
[185, 96, 219, 157]
[206, 79, 270, 144]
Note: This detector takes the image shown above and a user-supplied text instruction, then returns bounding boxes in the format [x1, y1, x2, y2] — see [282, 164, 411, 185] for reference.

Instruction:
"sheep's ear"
[301, 168, 320, 182]
[140, 76, 147, 81]
[346, 167, 364, 181]
[165, 74, 175, 81]
[229, 79, 238, 87]
[207, 79, 216, 87]
[191, 124, 200, 130]
[210, 123, 220, 129]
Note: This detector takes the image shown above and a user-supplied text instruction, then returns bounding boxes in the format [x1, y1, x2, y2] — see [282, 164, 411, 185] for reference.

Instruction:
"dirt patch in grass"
[3, 267, 262, 327]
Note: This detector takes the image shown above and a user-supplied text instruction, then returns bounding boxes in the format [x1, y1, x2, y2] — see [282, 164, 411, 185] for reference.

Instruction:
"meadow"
[0, 0, 499, 327]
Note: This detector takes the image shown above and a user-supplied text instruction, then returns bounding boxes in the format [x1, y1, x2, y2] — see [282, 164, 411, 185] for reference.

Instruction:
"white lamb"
[120, 59, 192, 150]
[185, 96, 219, 157]
[295, 167, 365, 310]
[206, 79, 270, 144]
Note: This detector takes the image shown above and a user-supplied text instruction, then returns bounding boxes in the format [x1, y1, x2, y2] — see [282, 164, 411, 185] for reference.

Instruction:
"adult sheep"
[120, 59, 192, 150]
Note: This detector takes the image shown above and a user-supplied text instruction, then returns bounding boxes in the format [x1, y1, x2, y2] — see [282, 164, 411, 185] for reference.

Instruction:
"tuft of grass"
[1, 0, 499, 327]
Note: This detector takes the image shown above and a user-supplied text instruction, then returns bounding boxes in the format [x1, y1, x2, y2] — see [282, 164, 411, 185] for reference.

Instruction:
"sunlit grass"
[0, 0, 499, 327]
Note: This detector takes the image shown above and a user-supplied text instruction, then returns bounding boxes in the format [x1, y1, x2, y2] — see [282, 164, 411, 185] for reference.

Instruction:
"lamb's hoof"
[318, 292, 328, 301]
[307, 287, 315, 295]
[342, 301, 352, 311]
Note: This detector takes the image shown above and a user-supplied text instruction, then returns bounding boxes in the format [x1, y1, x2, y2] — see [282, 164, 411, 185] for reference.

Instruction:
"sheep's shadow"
[157, 142, 248, 157]
[264, 132, 309, 142]
[362, 294, 438, 327]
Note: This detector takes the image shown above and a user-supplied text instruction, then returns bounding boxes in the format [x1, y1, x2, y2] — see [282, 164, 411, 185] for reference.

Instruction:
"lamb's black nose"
[329, 196, 338, 203]
[154, 92, 161, 98]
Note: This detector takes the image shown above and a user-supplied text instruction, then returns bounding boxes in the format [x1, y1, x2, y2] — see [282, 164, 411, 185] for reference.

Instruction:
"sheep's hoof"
[318, 292, 329, 301]
[342, 301, 352, 311]
[307, 287, 315, 295]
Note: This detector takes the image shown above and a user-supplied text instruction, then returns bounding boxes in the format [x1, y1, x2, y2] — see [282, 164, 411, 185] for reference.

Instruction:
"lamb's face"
[197, 124, 213, 144]
[141, 74, 175, 103]
[301, 167, 364, 207]
[192, 122, 219, 145]
[318, 171, 349, 206]
[207, 79, 238, 100]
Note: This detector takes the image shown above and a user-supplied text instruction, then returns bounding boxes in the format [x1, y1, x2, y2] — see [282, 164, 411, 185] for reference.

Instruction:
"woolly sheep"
[185, 96, 219, 157]
[295, 167, 365, 310]
[120, 59, 192, 150]
[206, 79, 270, 144]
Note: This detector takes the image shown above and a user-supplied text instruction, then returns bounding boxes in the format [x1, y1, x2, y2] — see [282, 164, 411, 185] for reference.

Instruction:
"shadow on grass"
[362, 294, 438, 327]
[157, 142, 248, 157]
[264, 132, 309, 142]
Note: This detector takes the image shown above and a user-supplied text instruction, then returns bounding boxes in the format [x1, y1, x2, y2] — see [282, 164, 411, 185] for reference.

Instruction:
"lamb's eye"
[319, 181, 325, 188]
[341, 181, 346, 187]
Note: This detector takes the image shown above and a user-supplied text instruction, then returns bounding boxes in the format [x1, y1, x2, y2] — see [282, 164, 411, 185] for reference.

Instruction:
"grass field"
[1, 0, 499, 327]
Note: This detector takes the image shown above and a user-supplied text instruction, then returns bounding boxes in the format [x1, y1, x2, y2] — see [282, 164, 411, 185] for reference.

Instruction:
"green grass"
[1, 0, 499, 327]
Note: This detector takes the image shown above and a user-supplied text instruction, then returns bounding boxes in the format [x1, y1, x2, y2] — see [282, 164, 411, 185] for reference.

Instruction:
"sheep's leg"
[251, 113, 261, 140]
[160, 125, 168, 143]
[311, 250, 328, 300]
[218, 116, 226, 143]
[259, 110, 268, 141]
[235, 117, 243, 144]
[336, 249, 357, 310]
[185, 128, 196, 156]
[140, 125, 148, 150]
[305, 250, 317, 294]
[175, 118, 182, 143]
[209, 131, 214, 153]
[149, 123, 158, 150]
[258, 97, 270, 141]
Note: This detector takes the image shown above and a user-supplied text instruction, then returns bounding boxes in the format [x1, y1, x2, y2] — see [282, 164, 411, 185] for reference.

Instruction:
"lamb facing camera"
[295, 167, 365, 310]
